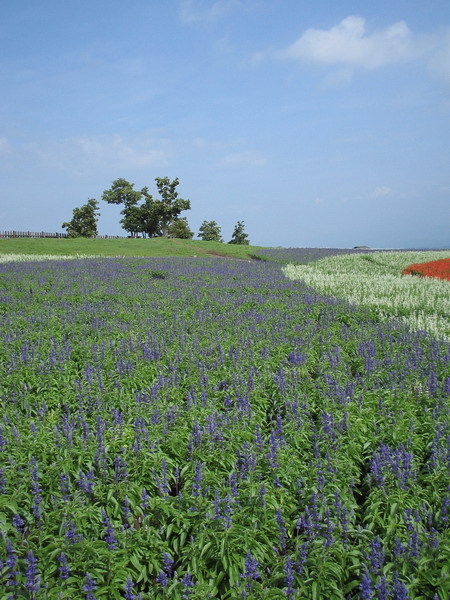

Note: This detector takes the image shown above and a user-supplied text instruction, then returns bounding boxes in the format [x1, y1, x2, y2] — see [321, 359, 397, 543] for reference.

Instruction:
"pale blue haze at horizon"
[1, 0, 449, 248]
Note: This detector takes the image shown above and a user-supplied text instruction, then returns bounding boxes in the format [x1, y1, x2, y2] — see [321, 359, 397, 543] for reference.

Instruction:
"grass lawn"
[0, 237, 266, 260]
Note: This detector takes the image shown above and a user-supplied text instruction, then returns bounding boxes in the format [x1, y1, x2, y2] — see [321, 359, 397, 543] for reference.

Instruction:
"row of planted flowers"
[0, 255, 449, 599]
[402, 258, 450, 282]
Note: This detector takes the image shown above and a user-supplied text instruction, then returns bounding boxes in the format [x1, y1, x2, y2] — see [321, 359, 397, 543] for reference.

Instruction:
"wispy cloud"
[179, 0, 241, 24]
[0, 136, 13, 157]
[428, 28, 450, 85]
[279, 16, 422, 69]
[23, 133, 172, 175]
[265, 16, 450, 91]
[370, 186, 393, 198]
[219, 150, 268, 167]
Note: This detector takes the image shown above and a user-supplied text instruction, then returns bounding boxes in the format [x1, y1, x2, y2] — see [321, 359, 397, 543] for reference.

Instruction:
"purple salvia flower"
[253, 425, 264, 451]
[64, 519, 81, 544]
[212, 488, 222, 520]
[25, 550, 40, 597]
[375, 575, 389, 600]
[296, 541, 309, 575]
[122, 496, 132, 527]
[228, 471, 238, 498]
[156, 552, 174, 588]
[113, 455, 128, 482]
[83, 572, 97, 600]
[440, 492, 449, 524]
[58, 552, 70, 580]
[78, 469, 95, 495]
[155, 570, 169, 588]
[258, 484, 266, 507]
[408, 530, 420, 559]
[162, 552, 174, 576]
[124, 577, 137, 600]
[12, 513, 25, 534]
[323, 508, 335, 547]
[180, 572, 195, 599]
[5, 539, 19, 588]
[59, 473, 71, 501]
[141, 488, 150, 510]
[267, 430, 279, 469]
[276, 508, 287, 550]
[101, 509, 117, 550]
[284, 556, 295, 599]
[241, 551, 260, 581]
[192, 462, 203, 497]
[360, 568, 373, 600]
[0, 468, 6, 493]
[288, 351, 306, 366]
[428, 527, 439, 550]
[393, 537, 406, 559]
[30, 460, 43, 522]
[368, 536, 385, 574]
[0, 426, 7, 450]
[223, 495, 233, 528]
[392, 572, 409, 600]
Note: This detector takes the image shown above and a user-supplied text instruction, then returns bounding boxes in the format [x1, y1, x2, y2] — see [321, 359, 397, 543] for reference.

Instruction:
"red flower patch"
[402, 258, 450, 281]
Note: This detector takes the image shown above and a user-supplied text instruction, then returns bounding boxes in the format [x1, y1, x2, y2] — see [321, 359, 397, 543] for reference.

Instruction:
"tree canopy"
[198, 220, 223, 242]
[62, 198, 100, 238]
[228, 221, 249, 245]
[167, 217, 194, 239]
[102, 177, 190, 237]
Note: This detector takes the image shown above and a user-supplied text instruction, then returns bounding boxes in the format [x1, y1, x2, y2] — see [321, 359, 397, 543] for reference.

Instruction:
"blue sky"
[1, 0, 449, 248]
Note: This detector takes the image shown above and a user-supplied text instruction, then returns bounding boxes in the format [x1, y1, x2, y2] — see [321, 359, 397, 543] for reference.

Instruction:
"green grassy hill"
[0, 237, 266, 260]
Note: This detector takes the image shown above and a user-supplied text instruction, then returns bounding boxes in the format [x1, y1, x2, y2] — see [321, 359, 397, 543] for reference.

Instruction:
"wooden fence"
[0, 231, 124, 239]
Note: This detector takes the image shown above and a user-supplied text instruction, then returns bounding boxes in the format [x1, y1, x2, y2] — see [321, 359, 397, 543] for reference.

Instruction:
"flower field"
[0, 253, 449, 599]
[283, 251, 450, 341]
[402, 258, 450, 282]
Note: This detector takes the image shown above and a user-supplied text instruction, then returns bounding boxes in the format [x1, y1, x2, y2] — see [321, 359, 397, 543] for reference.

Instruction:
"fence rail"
[0, 231, 124, 239]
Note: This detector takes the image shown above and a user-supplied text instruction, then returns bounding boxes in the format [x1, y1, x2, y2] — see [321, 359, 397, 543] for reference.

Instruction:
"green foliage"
[0, 255, 448, 598]
[167, 217, 194, 239]
[228, 221, 249, 245]
[101, 178, 142, 207]
[61, 199, 99, 238]
[102, 177, 190, 238]
[154, 177, 191, 237]
[198, 220, 223, 242]
[0, 237, 264, 259]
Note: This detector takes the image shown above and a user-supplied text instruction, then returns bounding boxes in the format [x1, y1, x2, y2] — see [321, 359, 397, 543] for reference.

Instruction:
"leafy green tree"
[102, 178, 143, 237]
[101, 178, 141, 207]
[154, 177, 190, 237]
[62, 198, 99, 238]
[119, 204, 144, 237]
[167, 217, 194, 239]
[198, 220, 223, 242]
[138, 193, 162, 238]
[102, 177, 190, 237]
[228, 220, 249, 245]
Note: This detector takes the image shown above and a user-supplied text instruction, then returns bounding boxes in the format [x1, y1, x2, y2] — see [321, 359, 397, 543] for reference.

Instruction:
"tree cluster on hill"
[62, 177, 250, 244]
[61, 198, 99, 238]
[101, 177, 190, 238]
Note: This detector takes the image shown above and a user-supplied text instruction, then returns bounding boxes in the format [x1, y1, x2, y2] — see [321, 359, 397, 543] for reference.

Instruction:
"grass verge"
[0, 237, 265, 260]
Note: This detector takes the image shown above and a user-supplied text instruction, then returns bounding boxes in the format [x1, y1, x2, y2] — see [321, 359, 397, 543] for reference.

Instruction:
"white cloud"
[179, 0, 240, 24]
[428, 28, 450, 85]
[281, 16, 421, 69]
[219, 150, 268, 167]
[370, 186, 393, 198]
[322, 67, 353, 88]
[0, 136, 13, 157]
[25, 133, 172, 174]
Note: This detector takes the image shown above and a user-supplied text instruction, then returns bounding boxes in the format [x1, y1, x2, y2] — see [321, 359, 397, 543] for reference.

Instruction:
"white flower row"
[283, 251, 450, 340]
[0, 253, 101, 263]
